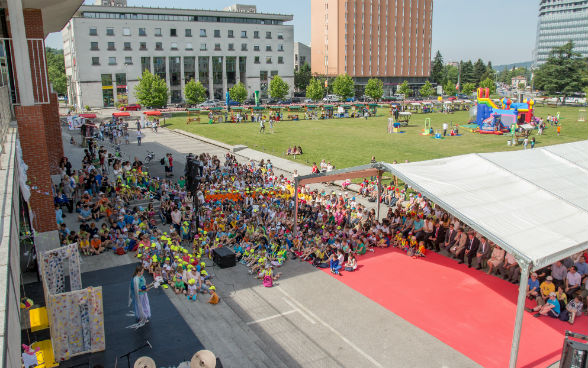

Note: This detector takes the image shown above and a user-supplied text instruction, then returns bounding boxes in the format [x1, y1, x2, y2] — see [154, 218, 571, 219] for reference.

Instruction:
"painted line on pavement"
[246, 310, 297, 325]
[282, 298, 316, 324]
[278, 287, 384, 368]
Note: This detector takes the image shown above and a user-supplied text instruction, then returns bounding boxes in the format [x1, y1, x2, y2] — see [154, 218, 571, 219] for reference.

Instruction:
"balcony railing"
[0, 38, 51, 105]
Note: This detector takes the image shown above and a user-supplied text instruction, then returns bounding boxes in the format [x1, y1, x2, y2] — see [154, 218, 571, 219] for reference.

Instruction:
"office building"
[63, 4, 294, 108]
[534, 0, 588, 65]
[311, 0, 433, 95]
[294, 42, 311, 70]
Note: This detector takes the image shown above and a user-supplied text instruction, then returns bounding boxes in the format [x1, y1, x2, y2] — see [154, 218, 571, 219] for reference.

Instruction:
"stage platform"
[321, 247, 587, 368]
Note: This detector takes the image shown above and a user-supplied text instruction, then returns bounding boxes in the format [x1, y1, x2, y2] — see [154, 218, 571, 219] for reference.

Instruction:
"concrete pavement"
[55, 123, 479, 367]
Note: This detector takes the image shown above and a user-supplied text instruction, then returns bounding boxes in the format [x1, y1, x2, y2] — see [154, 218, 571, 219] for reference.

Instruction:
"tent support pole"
[293, 181, 299, 237]
[376, 172, 382, 220]
[509, 263, 530, 368]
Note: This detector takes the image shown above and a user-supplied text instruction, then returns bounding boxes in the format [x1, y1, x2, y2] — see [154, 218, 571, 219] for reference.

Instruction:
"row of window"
[90, 41, 285, 52]
[82, 11, 284, 26]
[89, 26, 283, 39]
[91, 55, 284, 66]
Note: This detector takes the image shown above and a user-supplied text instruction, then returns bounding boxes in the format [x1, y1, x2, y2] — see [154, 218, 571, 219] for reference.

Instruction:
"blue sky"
[46, 0, 539, 65]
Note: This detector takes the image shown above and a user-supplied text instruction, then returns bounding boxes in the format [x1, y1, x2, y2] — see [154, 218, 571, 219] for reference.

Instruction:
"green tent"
[187, 108, 200, 111]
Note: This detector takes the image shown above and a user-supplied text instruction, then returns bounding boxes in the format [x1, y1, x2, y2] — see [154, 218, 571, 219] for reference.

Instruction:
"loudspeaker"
[212, 247, 236, 268]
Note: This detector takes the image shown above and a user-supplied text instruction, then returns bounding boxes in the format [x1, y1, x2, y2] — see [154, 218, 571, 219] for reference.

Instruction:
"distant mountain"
[493, 61, 533, 71]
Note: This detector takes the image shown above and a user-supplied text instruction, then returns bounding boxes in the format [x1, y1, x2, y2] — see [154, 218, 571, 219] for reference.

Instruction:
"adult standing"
[137, 129, 142, 146]
[128, 265, 151, 328]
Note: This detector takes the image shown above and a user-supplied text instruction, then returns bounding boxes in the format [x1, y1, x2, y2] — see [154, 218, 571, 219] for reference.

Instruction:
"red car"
[120, 104, 141, 111]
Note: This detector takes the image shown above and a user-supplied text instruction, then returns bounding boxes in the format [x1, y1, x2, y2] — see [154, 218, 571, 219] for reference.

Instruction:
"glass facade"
[226, 56, 236, 86]
[535, 0, 588, 65]
[260, 70, 268, 98]
[184, 57, 196, 83]
[141, 57, 151, 73]
[101, 74, 113, 107]
[153, 57, 166, 81]
[239, 56, 247, 84]
[198, 56, 210, 97]
[115, 73, 127, 105]
[169, 56, 181, 103]
[212, 56, 223, 99]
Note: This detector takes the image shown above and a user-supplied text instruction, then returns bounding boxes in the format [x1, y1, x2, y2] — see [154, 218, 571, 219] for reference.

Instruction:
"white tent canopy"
[293, 140, 588, 367]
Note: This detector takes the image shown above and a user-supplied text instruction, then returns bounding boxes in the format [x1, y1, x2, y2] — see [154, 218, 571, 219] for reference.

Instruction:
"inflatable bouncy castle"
[475, 88, 534, 135]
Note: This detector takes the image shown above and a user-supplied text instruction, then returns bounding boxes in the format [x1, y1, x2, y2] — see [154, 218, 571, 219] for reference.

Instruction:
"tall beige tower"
[311, 0, 433, 81]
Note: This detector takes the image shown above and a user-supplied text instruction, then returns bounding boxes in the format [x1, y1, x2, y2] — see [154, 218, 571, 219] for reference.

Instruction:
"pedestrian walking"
[557, 125, 561, 136]
[259, 119, 265, 134]
[137, 129, 142, 146]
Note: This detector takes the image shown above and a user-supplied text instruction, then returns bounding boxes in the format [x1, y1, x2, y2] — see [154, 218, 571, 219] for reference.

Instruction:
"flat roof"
[76, 4, 293, 21]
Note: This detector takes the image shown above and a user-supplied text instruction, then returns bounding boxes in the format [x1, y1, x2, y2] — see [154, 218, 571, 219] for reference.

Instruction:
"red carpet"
[322, 247, 588, 368]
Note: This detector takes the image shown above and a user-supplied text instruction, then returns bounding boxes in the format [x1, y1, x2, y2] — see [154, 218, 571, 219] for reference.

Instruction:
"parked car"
[277, 99, 292, 105]
[120, 104, 141, 111]
[304, 98, 314, 103]
[198, 99, 222, 108]
[323, 94, 341, 102]
[227, 99, 240, 106]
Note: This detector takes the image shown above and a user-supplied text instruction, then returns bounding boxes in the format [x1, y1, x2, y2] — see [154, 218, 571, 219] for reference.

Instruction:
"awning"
[112, 112, 130, 117]
[143, 111, 161, 116]
[78, 113, 96, 118]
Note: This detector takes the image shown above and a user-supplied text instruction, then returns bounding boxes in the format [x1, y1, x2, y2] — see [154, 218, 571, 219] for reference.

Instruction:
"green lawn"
[164, 105, 588, 169]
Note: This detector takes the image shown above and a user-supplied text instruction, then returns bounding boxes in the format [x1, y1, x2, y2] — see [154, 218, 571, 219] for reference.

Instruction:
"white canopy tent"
[293, 140, 588, 367]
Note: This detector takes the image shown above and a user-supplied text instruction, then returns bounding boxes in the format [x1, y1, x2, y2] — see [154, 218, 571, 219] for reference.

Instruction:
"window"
[277, 32, 283, 40]
[139, 42, 147, 50]
[90, 41, 99, 50]
[254, 31, 259, 39]
[185, 42, 193, 50]
[278, 44, 284, 51]
[253, 45, 260, 51]
[228, 30, 234, 38]
[170, 28, 177, 37]
[155, 42, 163, 50]
[241, 43, 247, 51]
[265, 31, 272, 39]
[89, 27, 97, 36]
[254, 56, 260, 64]
[171, 42, 178, 50]
[107, 42, 115, 50]
[106, 27, 114, 36]
[214, 29, 221, 38]
[154, 28, 162, 36]
[266, 45, 272, 51]
[214, 43, 221, 51]
[200, 29, 207, 37]
[200, 43, 207, 51]
[124, 42, 131, 50]
[278, 56, 284, 64]
[91, 57, 100, 65]
[266, 56, 272, 64]
[139, 28, 146, 36]
[241, 30, 247, 38]
[141, 57, 151, 73]
[125, 56, 132, 65]
[228, 43, 234, 51]
[185, 29, 192, 37]
[123, 27, 131, 36]
[108, 57, 116, 65]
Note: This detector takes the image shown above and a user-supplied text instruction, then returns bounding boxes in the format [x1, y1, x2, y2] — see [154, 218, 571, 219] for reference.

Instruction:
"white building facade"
[294, 42, 310, 70]
[63, 4, 294, 108]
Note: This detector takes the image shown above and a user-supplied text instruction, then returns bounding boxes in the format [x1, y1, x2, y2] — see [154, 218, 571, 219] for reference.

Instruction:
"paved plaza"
[49, 123, 480, 367]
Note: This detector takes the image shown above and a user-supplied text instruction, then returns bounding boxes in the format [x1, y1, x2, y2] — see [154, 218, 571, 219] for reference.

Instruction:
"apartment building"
[311, 0, 433, 95]
[63, 3, 294, 107]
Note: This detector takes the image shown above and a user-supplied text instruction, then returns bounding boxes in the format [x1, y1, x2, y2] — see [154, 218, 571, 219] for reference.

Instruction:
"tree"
[443, 64, 459, 85]
[397, 80, 412, 99]
[269, 75, 289, 100]
[479, 77, 496, 94]
[332, 73, 355, 100]
[46, 48, 67, 96]
[517, 82, 526, 90]
[134, 70, 168, 108]
[294, 63, 311, 92]
[443, 80, 456, 96]
[480, 61, 496, 82]
[229, 82, 247, 104]
[460, 60, 475, 85]
[305, 77, 324, 101]
[430, 51, 444, 85]
[364, 78, 384, 100]
[534, 41, 588, 103]
[473, 58, 487, 84]
[418, 81, 435, 97]
[461, 82, 476, 96]
[184, 80, 207, 106]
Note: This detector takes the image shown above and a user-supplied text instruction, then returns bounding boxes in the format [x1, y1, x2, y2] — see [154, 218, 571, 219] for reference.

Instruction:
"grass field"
[164, 105, 588, 169]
